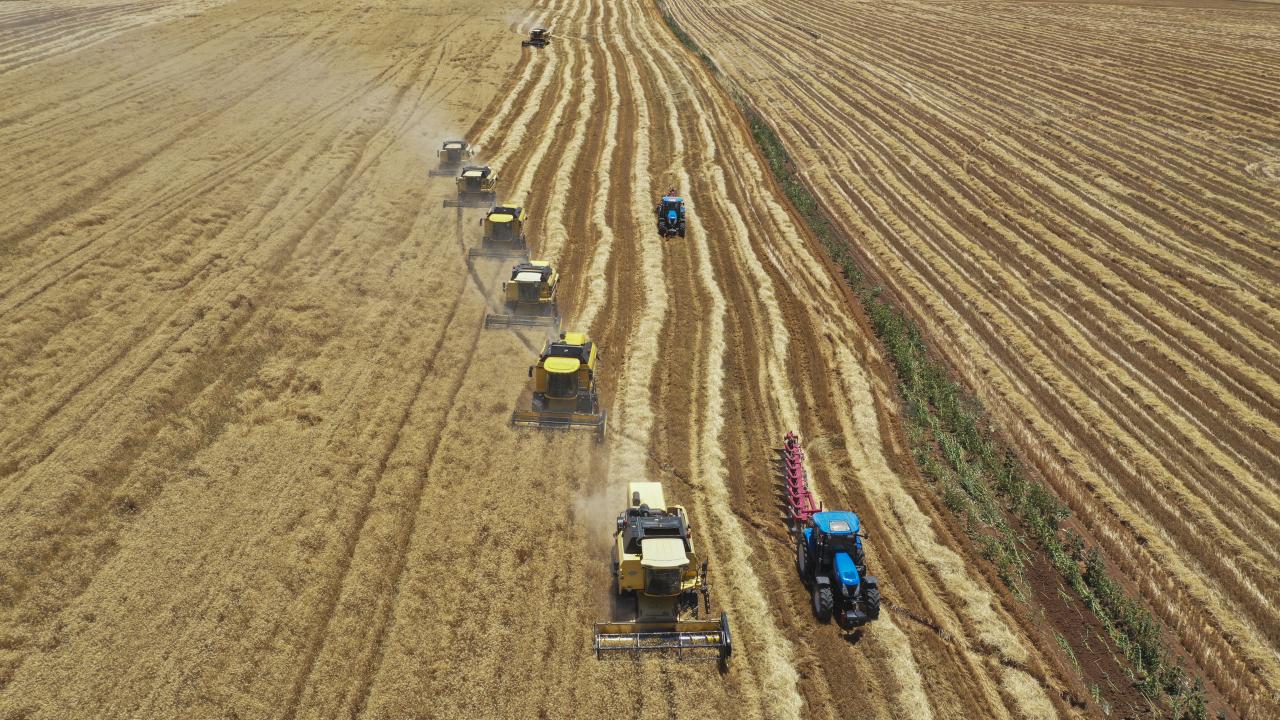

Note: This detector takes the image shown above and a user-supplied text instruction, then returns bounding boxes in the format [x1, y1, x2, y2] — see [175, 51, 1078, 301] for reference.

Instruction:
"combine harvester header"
[594, 482, 732, 665]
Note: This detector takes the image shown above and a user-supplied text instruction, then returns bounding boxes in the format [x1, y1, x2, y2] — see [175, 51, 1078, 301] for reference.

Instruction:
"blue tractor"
[796, 511, 880, 629]
[654, 191, 686, 238]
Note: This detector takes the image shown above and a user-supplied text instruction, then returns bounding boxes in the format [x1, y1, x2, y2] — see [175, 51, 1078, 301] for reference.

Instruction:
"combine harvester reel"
[484, 260, 561, 331]
[429, 139, 474, 177]
[444, 165, 497, 208]
[594, 482, 732, 666]
[784, 432, 881, 630]
[521, 27, 551, 48]
[467, 205, 530, 265]
[511, 331, 606, 441]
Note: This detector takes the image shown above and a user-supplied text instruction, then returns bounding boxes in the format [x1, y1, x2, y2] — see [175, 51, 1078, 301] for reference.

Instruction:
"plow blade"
[484, 312, 560, 330]
[511, 409, 606, 441]
[594, 613, 732, 664]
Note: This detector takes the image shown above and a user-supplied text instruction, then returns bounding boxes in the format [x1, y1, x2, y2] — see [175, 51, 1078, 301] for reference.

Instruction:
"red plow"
[783, 431, 821, 526]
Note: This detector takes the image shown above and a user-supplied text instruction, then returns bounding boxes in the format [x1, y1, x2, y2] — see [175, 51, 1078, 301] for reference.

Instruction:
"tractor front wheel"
[864, 585, 881, 620]
[813, 586, 834, 623]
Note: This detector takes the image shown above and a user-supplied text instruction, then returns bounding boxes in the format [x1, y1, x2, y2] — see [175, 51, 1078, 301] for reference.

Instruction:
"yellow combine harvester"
[595, 481, 732, 664]
[443, 165, 497, 208]
[484, 260, 560, 330]
[511, 331, 606, 440]
[429, 139, 473, 176]
[522, 27, 551, 48]
[467, 205, 529, 263]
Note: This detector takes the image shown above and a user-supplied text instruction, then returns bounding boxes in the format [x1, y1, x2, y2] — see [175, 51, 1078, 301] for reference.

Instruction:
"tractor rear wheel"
[813, 586, 834, 623]
[795, 540, 808, 578]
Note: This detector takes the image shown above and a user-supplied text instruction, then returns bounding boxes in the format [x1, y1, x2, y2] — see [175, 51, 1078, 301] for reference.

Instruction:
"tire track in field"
[304, 8, 597, 715]
[0, 42, 471, 482]
[660, 0, 1100, 707]
[668, 0, 1280, 713]
[738, 1, 1280, 656]
[0, 36, 466, 683]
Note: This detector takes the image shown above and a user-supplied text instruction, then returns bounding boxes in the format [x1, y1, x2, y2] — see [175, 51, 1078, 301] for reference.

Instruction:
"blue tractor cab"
[796, 511, 880, 629]
[655, 194, 687, 237]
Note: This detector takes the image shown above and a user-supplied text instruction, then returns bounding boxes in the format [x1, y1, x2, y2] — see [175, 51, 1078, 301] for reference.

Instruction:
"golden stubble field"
[4, 0, 1262, 718]
[666, 0, 1280, 716]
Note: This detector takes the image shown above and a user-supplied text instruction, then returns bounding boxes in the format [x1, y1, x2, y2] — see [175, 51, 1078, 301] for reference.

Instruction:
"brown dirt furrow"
[668, 0, 1280, 714]
[4, 0, 1236, 717]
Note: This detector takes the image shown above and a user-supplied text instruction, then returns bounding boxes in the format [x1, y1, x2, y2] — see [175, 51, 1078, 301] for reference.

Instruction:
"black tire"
[795, 540, 808, 578]
[813, 586, 834, 623]
[864, 585, 881, 620]
[718, 612, 732, 667]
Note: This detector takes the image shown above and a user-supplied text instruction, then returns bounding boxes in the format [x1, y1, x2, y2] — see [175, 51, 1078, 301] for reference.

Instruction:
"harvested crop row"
[666, 0, 1280, 714]
[0, 0, 1097, 717]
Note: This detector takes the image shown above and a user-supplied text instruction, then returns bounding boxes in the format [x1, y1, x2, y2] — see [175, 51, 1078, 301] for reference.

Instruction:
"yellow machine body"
[511, 332, 605, 439]
[484, 260, 560, 329]
[594, 481, 732, 663]
[444, 165, 497, 207]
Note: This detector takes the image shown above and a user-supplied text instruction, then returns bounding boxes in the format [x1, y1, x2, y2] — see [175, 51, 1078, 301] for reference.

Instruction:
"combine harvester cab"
[654, 191, 686, 238]
[485, 260, 560, 330]
[444, 165, 497, 208]
[429, 139, 473, 176]
[785, 433, 880, 630]
[467, 205, 529, 263]
[595, 482, 732, 665]
[521, 27, 551, 48]
[511, 332, 606, 441]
